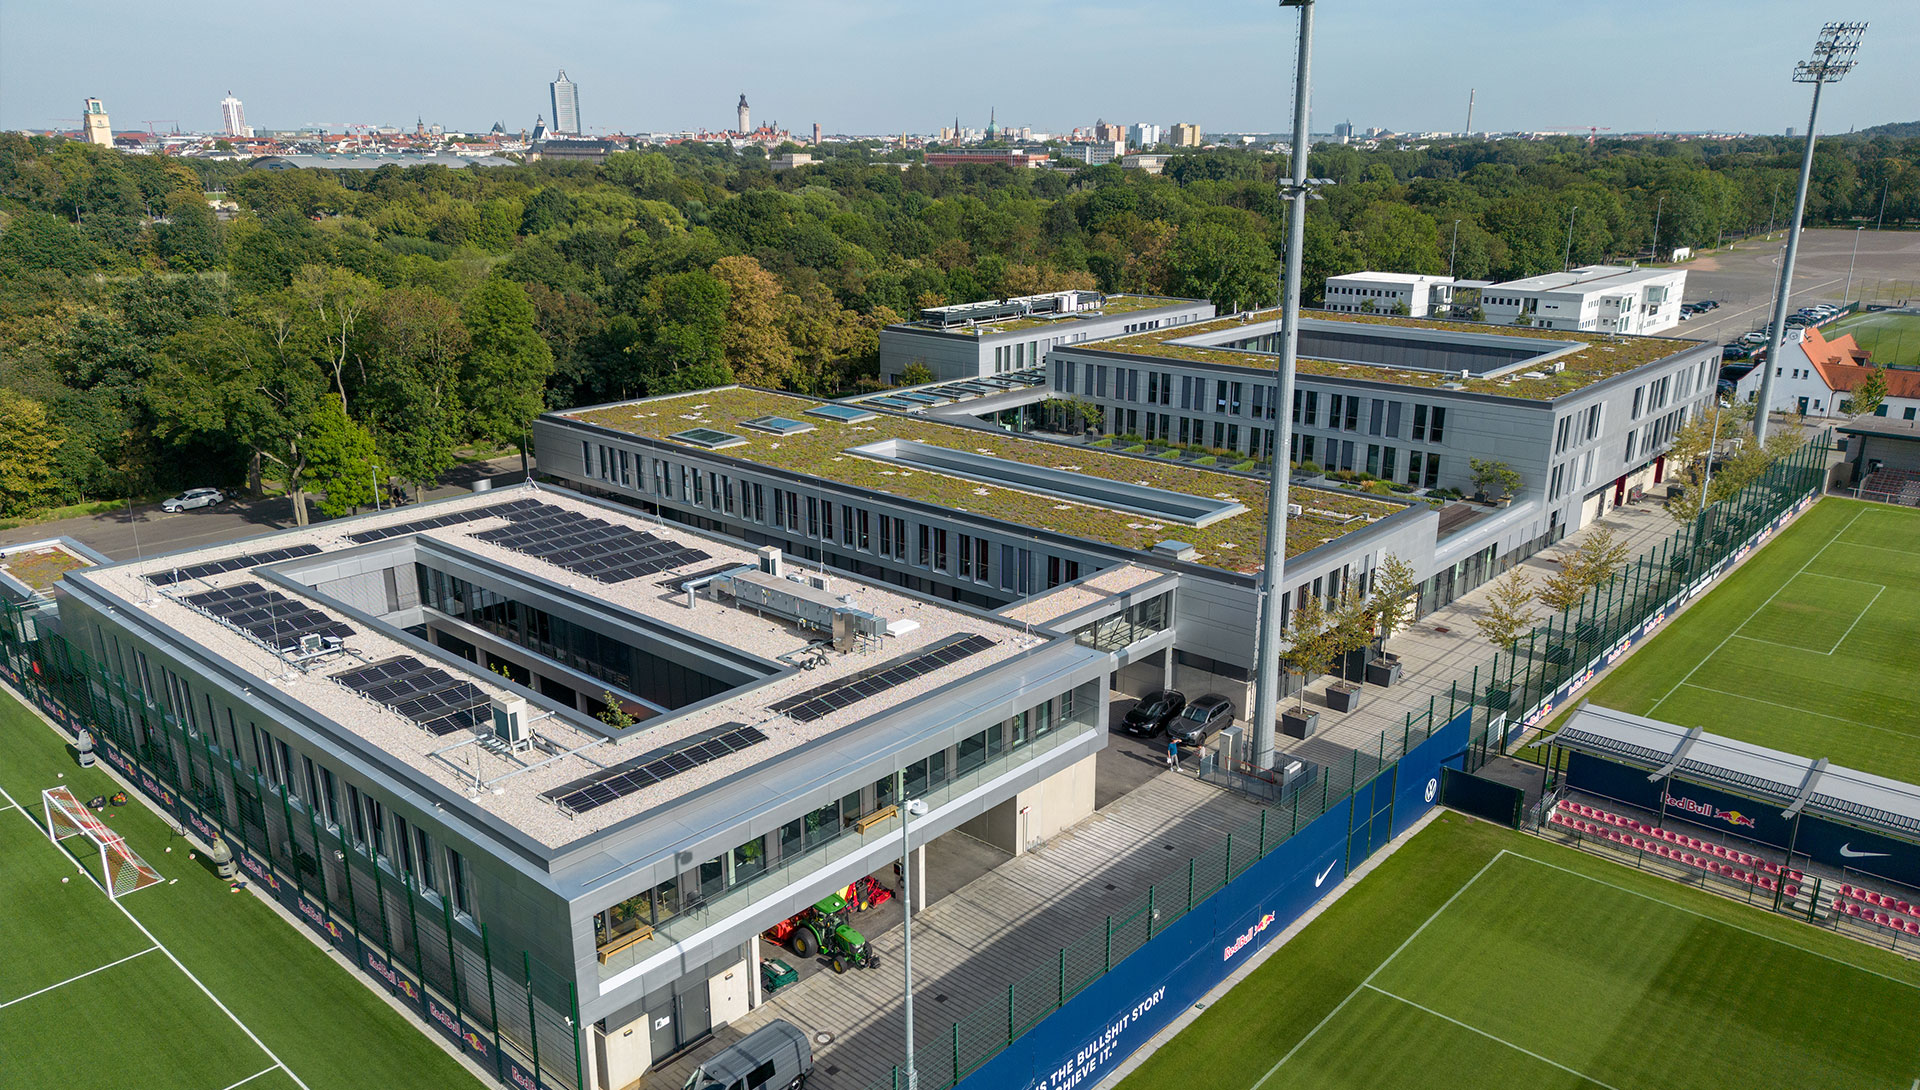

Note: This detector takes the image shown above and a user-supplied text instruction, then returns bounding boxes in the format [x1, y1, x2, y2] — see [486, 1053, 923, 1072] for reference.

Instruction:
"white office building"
[1128, 123, 1162, 148]
[220, 93, 252, 138]
[1324, 266, 1689, 335]
[1323, 272, 1457, 318]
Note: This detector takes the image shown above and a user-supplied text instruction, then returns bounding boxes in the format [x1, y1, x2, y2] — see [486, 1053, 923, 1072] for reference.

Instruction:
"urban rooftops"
[560, 387, 1405, 572]
[1087, 308, 1706, 399]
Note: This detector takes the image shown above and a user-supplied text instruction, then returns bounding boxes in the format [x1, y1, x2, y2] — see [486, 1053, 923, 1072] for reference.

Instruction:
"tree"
[1538, 526, 1630, 614]
[1283, 593, 1336, 713]
[1469, 458, 1522, 501]
[901, 362, 935, 386]
[1369, 553, 1419, 644]
[304, 394, 378, 519]
[362, 288, 468, 498]
[1165, 221, 1277, 312]
[0, 390, 61, 517]
[1850, 365, 1889, 417]
[462, 278, 555, 449]
[637, 269, 731, 385]
[598, 690, 636, 729]
[289, 265, 379, 414]
[709, 255, 794, 387]
[1474, 568, 1538, 652]
[1327, 587, 1378, 678]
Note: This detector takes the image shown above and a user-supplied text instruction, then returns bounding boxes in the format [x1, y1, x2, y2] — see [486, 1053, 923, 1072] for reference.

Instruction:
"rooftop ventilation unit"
[492, 696, 530, 748]
[713, 567, 888, 641]
[758, 546, 784, 578]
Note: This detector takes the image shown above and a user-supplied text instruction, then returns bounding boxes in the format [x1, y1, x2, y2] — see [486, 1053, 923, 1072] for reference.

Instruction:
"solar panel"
[336, 655, 492, 736]
[771, 634, 997, 723]
[150, 543, 324, 586]
[344, 500, 537, 544]
[472, 506, 711, 585]
[182, 582, 354, 654]
[544, 723, 769, 815]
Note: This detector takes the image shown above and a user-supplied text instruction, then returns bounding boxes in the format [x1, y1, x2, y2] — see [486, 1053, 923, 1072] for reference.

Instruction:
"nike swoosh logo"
[1314, 861, 1338, 887]
[1839, 843, 1892, 859]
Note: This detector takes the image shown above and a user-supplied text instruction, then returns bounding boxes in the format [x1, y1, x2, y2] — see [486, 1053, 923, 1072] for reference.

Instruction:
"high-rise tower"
[220, 92, 251, 138]
[550, 70, 580, 135]
[737, 94, 750, 134]
[82, 97, 112, 148]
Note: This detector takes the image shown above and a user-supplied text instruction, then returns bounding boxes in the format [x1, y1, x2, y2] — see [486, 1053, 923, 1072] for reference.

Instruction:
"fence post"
[336, 822, 362, 942]
[277, 783, 303, 896]
[1258, 809, 1268, 857]
[1186, 857, 1196, 913]
[1224, 833, 1234, 885]
[1104, 915, 1113, 972]
[1146, 886, 1156, 940]
[441, 892, 464, 1016]
[481, 923, 503, 1078]
[404, 873, 427, 990]
[1008, 984, 1015, 1046]
[524, 951, 541, 1084]
[1057, 948, 1065, 1007]
[953, 1022, 961, 1085]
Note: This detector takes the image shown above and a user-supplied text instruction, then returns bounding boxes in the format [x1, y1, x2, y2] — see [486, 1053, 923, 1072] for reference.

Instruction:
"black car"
[1168, 694, 1234, 746]
[1122, 690, 1186, 736]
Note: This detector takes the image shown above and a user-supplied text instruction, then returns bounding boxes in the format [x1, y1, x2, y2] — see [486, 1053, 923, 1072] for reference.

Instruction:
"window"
[958, 533, 973, 578]
[1555, 416, 1572, 454]
[1632, 386, 1645, 418]
[447, 847, 471, 914]
[1411, 404, 1427, 440]
[857, 509, 870, 551]
[934, 529, 948, 572]
[1344, 396, 1360, 431]
[1585, 404, 1602, 441]
[1428, 406, 1446, 442]
[880, 515, 894, 558]
[1624, 429, 1637, 461]
[413, 826, 437, 892]
[1424, 454, 1440, 489]
[918, 524, 930, 566]
[975, 536, 991, 582]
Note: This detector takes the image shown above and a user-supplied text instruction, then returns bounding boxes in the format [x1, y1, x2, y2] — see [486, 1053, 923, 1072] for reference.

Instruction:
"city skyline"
[2, 1, 1914, 138]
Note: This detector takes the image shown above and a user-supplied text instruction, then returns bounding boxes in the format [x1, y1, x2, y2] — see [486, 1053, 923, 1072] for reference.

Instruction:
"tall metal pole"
[1845, 226, 1862, 302]
[900, 795, 926, 1090]
[1650, 194, 1664, 264]
[1448, 219, 1461, 280]
[1562, 205, 1580, 272]
[1876, 181, 1888, 230]
[1250, 0, 1315, 771]
[1755, 21, 1866, 443]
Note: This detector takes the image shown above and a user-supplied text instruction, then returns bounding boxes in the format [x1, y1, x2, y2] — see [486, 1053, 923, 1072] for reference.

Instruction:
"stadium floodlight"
[1753, 21, 1867, 443]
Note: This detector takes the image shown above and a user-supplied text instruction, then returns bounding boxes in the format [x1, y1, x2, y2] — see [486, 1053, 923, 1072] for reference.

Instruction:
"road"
[1668, 227, 1920, 349]
[0, 456, 531, 563]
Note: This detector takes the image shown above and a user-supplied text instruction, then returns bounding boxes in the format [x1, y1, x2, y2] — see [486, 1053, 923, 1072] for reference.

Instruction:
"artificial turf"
[1117, 816, 1920, 1090]
[1544, 497, 1920, 782]
[1826, 309, 1920, 370]
[0, 685, 479, 1090]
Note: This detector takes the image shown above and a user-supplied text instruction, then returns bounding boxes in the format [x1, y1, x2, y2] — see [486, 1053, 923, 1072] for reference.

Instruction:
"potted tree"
[1472, 568, 1538, 711]
[1469, 459, 1522, 507]
[1280, 594, 1332, 738]
[1323, 590, 1374, 713]
[1364, 553, 1416, 687]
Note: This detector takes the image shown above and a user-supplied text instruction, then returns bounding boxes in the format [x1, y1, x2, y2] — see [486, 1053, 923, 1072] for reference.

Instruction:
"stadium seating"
[1553, 800, 1802, 882]
[1832, 884, 1920, 935]
[1548, 804, 1800, 899]
[1859, 467, 1920, 507]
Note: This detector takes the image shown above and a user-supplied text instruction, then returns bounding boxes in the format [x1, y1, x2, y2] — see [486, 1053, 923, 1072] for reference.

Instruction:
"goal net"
[42, 786, 162, 899]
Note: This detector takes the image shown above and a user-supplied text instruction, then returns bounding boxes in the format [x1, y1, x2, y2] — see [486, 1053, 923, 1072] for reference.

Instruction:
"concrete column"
[748, 933, 763, 1009]
[913, 844, 926, 917]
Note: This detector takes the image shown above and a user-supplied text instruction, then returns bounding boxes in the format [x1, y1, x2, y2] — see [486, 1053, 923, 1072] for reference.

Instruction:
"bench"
[853, 805, 898, 834]
[597, 924, 653, 963]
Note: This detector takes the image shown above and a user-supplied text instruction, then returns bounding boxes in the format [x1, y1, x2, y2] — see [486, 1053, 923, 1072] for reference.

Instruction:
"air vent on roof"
[742, 415, 815, 436]
[1152, 540, 1198, 562]
[671, 428, 748, 449]
[805, 404, 877, 424]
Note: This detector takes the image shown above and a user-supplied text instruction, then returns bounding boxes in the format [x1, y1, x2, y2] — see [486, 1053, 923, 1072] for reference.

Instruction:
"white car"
[161, 488, 226, 512]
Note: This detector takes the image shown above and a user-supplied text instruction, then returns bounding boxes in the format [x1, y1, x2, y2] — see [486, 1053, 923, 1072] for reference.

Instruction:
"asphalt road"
[1668, 227, 1920, 349]
[1, 455, 531, 563]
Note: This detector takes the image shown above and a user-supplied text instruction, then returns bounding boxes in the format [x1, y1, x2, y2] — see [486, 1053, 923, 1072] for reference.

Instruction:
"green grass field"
[1543, 497, 1920, 782]
[1826, 309, 1920, 370]
[1119, 817, 1920, 1090]
[0, 687, 477, 1090]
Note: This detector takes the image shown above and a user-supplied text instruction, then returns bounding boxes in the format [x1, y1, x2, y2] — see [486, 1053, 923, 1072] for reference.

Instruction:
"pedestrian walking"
[1165, 737, 1182, 772]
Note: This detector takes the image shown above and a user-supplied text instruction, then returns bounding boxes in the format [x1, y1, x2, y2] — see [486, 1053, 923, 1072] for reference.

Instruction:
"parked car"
[1168, 694, 1234, 747]
[1721, 344, 1749, 360]
[1122, 690, 1187, 736]
[1698, 299, 1720, 310]
[160, 488, 226, 512]
[1740, 332, 1769, 345]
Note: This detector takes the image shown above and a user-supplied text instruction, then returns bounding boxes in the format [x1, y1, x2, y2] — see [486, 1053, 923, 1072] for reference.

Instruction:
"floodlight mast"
[1753, 21, 1866, 443]
[1250, 0, 1315, 771]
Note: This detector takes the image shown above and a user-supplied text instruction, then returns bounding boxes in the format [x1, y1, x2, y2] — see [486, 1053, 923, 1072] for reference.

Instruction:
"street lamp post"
[1845, 226, 1863, 303]
[1754, 21, 1867, 443]
[1448, 218, 1461, 280]
[1650, 194, 1664, 265]
[1563, 205, 1580, 272]
[371, 464, 383, 512]
[899, 796, 929, 1090]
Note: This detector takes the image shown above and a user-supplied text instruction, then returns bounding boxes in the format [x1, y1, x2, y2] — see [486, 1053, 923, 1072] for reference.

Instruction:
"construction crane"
[143, 120, 179, 134]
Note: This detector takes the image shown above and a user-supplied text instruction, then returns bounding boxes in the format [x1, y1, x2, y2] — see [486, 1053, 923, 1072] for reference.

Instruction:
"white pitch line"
[1362, 983, 1626, 1090]
[1244, 850, 1509, 1090]
[1648, 508, 1865, 717]
[1827, 583, 1886, 654]
[1729, 633, 1838, 657]
[0, 945, 160, 1010]
[1673, 683, 1920, 742]
[0, 782, 310, 1090]
[219, 1065, 283, 1090]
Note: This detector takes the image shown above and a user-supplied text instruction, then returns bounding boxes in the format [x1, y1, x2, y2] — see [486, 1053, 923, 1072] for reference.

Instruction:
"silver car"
[161, 487, 226, 512]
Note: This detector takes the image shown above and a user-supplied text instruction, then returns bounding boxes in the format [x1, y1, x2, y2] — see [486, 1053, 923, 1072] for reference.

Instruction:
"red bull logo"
[1665, 793, 1757, 828]
[1223, 913, 1276, 962]
[464, 1029, 490, 1058]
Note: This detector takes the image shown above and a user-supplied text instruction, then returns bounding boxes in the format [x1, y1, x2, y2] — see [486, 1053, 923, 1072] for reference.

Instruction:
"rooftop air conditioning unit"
[492, 696, 529, 746]
[1287, 503, 1303, 517]
[758, 546, 784, 578]
[298, 633, 327, 656]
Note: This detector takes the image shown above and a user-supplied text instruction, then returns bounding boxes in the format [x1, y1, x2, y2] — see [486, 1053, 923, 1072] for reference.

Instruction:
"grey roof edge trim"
[1781, 758, 1830, 820]
[1646, 724, 1704, 781]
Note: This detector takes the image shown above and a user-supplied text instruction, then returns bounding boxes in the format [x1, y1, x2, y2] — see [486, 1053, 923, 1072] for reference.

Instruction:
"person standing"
[1165, 737, 1182, 772]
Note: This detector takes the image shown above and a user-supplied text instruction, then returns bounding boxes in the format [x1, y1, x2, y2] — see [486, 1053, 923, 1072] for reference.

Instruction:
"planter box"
[1365, 657, 1402, 687]
[1483, 687, 1512, 711]
[1327, 683, 1364, 713]
[1544, 644, 1573, 666]
[1281, 709, 1319, 739]
[1574, 621, 1601, 644]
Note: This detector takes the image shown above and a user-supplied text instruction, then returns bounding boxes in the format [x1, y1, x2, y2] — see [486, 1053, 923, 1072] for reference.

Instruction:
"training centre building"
[52, 487, 1114, 1088]
[877, 290, 1215, 385]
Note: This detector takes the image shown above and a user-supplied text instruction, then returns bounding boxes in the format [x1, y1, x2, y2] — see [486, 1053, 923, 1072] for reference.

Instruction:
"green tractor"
[785, 892, 880, 974]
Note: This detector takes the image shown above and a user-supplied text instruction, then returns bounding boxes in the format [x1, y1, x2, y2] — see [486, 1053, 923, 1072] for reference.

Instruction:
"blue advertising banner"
[501, 1053, 541, 1090]
[424, 991, 465, 1048]
[461, 1017, 494, 1068]
[1392, 708, 1472, 838]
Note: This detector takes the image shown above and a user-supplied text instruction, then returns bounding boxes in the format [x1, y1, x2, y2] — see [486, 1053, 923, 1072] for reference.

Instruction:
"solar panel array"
[345, 498, 546, 544]
[770, 634, 997, 723]
[546, 723, 769, 815]
[334, 655, 493, 736]
[149, 544, 324, 586]
[472, 508, 709, 584]
[181, 582, 355, 654]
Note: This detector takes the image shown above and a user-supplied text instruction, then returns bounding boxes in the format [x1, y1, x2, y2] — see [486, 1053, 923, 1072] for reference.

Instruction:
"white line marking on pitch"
[1648, 509, 1865, 717]
[0, 945, 160, 1010]
[1244, 852, 1508, 1090]
[0, 783, 310, 1090]
[1672, 683, 1919, 742]
[219, 1065, 283, 1090]
[1827, 583, 1886, 654]
[1362, 983, 1625, 1090]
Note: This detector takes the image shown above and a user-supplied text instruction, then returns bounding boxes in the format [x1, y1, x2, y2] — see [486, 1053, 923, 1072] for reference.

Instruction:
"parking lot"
[1668, 227, 1920, 349]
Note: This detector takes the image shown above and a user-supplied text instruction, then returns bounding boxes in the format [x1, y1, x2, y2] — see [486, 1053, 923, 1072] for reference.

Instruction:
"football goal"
[42, 786, 163, 899]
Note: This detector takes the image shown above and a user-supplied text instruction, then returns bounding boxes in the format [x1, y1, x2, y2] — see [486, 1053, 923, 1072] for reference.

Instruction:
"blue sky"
[2, 1, 1912, 136]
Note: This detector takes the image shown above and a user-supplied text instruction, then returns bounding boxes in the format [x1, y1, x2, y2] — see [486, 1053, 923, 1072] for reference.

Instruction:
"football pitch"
[0, 687, 477, 1090]
[1826, 309, 1920, 370]
[1553, 497, 1920, 783]
[1118, 817, 1920, 1090]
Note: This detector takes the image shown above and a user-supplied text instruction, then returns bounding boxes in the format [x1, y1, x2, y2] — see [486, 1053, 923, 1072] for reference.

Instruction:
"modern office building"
[1326, 267, 1689, 335]
[1128, 122, 1162, 148]
[877, 291, 1215, 385]
[550, 70, 581, 135]
[220, 93, 252, 138]
[58, 485, 1111, 1088]
[83, 97, 113, 148]
[1170, 122, 1203, 147]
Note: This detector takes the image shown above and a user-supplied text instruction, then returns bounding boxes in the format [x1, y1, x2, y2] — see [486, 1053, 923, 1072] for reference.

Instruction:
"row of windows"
[1068, 363, 1454, 448]
[1553, 403, 1604, 456]
[109, 634, 475, 918]
[593, 689, 1087, 948]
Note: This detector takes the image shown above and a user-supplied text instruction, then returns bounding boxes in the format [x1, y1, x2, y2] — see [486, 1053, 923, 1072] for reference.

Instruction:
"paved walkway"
[648, 760, 1265, 1090]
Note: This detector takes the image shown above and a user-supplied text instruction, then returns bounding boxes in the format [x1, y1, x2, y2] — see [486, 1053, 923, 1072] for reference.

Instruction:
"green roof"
[1090, 308, 1705, 400]
[563, 388, 1404, 575]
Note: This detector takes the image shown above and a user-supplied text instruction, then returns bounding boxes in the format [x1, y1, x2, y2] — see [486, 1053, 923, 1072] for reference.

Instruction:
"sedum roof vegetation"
[0, 546, 89, 592]
[566, 388, 1403, 574]
[1094, 307, 1705, 400]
